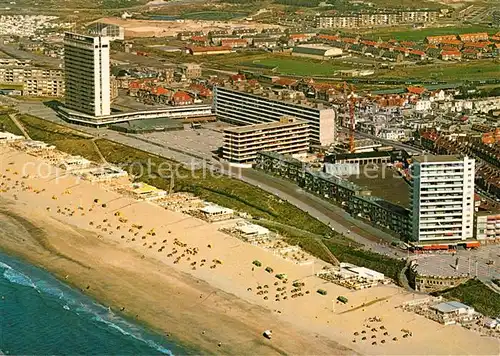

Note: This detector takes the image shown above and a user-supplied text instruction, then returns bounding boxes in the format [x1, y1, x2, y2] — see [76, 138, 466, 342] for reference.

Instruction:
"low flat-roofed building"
[60, 156, 91, 171]
[129, 182, 167, 201]
[199, 204, 234, 222]
[222, 117, 309, 166]
[430, 301, 476, 325]
[292, 45, 343, 60]
[0, 132, 24, 143]
[235, 223, 270, 241]
[79, 166, 128, 182]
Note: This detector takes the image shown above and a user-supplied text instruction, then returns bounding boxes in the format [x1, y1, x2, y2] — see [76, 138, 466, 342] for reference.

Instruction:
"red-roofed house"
[317, 34, 340, 42]
[459, 32, 489, 42]
[426, 35, 457, 44]
[189, 84, 212, 98]
[230, 74, 246, 83]
[441, 50, 462, 60]
[360, 40, 377, 47]
[341, 37, 357, 44]
[409, 50, 426, 60]
[190, 36, 209, 46]
[462, 49, 481, 59]
[400, 41, 415, 48]
[439, 39, 463, 47]
[274, 77, 298, 88]
[289, 34, 310, 43]
[171, 91, 194, 106]
[407, 86, 426, 95]
[221, 39, 249, 48]
[463, 41, 491, 51]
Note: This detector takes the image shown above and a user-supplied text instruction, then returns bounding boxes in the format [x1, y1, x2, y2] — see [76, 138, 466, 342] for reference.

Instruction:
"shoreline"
[0, 145, 498, 355]
[0, 200, 348, 355]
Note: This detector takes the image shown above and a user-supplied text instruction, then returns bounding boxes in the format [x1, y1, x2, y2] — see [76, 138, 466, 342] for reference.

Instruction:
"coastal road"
[223, 165, 407, 258]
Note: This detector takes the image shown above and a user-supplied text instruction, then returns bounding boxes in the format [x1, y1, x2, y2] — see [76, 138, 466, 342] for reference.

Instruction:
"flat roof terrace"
[345, 165, 410, 208]
[413, 155, 462, 163]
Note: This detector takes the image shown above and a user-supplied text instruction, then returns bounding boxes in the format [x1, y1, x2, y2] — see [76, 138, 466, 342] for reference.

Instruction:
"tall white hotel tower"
[410, 155, 475, 242]
[64, 32, 111, 117]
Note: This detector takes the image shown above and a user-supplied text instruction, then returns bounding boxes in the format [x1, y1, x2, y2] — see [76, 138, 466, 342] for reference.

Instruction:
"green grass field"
[380, 60, 500, 81]
[17, 115, 101, 162]
[0, 113, 23, 136]
[432, 279, 500, 318]
[237, 55, 352, 76]
[354, 25, 497, 41]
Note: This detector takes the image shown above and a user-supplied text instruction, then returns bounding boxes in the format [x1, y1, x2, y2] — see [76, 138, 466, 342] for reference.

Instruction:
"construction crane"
[343, 82, 356, 153]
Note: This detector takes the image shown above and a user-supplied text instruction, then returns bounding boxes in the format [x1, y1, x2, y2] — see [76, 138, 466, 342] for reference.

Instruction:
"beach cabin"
[130, 182, 167, 201]
[0, 132, 24, 143]
[199, 205, 234, 222]
[60, 156, 92, 171]
[235, 223, 269, 242]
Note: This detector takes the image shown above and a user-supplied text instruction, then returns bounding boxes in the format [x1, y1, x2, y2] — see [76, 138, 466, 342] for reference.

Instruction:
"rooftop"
[223, 118, 307, 134]
[412, 155, 462, 163]
[431, 301, 473, 313]
[345, 165, 411, 208]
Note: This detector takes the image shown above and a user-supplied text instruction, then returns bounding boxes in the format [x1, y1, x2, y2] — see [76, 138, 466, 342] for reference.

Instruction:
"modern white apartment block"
[64, 32, 111, 117]
[214, 85, 336, 146]
[410, 155, 475, 242]
[222, 117, 309, 166]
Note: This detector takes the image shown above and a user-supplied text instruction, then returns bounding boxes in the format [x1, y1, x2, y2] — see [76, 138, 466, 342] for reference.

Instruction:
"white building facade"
[222, 117, 309, 166]
[410, 155, 475, 242]
[214, 86, 336, 146]
[64, 32, 111, 117]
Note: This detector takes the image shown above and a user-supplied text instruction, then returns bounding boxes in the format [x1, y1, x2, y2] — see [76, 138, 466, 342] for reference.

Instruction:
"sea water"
[0, 251, 193, 355]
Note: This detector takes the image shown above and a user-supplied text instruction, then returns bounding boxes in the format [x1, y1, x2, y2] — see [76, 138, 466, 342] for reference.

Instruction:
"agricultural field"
[379, 60, 500, 81]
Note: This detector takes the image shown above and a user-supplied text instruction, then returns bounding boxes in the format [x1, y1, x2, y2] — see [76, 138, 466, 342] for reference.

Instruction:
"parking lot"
[414, 244, 500, 281]
[140, 122, 226, 161]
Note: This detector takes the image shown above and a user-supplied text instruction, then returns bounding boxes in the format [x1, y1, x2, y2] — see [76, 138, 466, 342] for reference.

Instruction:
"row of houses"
[316, 33, 500, 62]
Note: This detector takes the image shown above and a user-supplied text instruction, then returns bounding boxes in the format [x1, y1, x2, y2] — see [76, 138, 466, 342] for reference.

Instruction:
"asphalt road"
[225, 166, 407, 258]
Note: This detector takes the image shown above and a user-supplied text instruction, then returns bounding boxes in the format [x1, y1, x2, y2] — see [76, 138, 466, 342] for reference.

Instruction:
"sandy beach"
[0, 144, 499, 355]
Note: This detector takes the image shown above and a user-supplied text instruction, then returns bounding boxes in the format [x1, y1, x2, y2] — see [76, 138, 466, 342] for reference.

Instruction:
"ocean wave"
[91, 315, 173, 355]
[1, 258, 174, 355]
[3, 268, 38, 290]
[0, 261, 13, 270]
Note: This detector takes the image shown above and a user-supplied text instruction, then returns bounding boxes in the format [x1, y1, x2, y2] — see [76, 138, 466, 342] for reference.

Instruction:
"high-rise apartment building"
[214, 85, 336, 146]
[410, 155, 475, 242]
[222, 117, 309, 165]
[64, 32, 110, 117]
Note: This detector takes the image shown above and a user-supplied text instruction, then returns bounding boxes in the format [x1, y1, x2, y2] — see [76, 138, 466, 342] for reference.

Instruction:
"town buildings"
[0, 66, 64, 97]
[316, 10, 439, 29]
[222, 117, 309, 165]
[214, 85, 336, 146]
[64, 32, 111, 116]
[410, 155, 475, 242]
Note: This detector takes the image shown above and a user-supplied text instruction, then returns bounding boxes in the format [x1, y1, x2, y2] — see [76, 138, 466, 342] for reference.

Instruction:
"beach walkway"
[9, 113, 31, 140]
